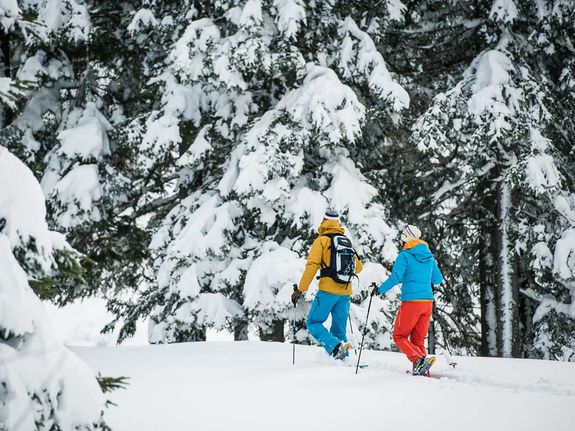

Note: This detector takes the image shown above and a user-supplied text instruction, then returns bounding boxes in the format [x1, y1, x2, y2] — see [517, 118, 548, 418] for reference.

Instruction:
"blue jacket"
[378, 240, 443, 301]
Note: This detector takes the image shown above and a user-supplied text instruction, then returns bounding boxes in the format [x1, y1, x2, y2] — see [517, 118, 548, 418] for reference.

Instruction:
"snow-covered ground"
[76, 341, 575, 431]
[43, 298, 236, 346]
[44, 298, 148, 346]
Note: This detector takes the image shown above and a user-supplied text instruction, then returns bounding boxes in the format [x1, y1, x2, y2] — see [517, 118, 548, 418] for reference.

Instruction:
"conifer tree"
[0, 146, 108, 430]
[138, 0, 407, 345]
[412, 0, 575, 358]
[0, 1, 177, 328]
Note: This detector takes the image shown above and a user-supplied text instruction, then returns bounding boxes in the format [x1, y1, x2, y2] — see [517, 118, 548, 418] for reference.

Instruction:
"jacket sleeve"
[378, 253, 407, 295]
[431, 259, 444, 285]
[298, 237, 323, 292]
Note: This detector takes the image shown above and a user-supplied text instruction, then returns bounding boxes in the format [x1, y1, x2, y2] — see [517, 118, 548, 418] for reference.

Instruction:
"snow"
[75, 341, 575, 431]
[16, 51, 70, 83]
[170, 19, 220, 79]
[243, 242, 306, 324]
[43, 297, 149, 346]
[555, 194, 575, 224]
[273, 0, 306, 39]
[39, 103, 111, 228]
[532, 241, 553, 271]
[178, 125, 213, 167]
[526, 129, 561, 194]
[489, 0, 519, 23]
[0, 77, 21, 109]
[57, 118, 111, 161]
[47, 164, 103, 228]
[526, 153, 561, 194]
[0, 236, 35, 336]
[287, 186, 328, 229]
[0, 0, 19, 31]
[0, 149, 105, 430]
[36, 0, 92, 41]
[553, 229, 575, 282]
[338, 17, 409, 111]
[323, 156, 378, 225]
[468, 50, 513, 117]
[190, 293, 244, 328]
[0, 147, 54, 267]
[240, 0, 263, 26]
[12, 88, 61, 132]
[385, 0, 407, 21]
[275, 64, 366, 144]
[127, 8, 158, 33]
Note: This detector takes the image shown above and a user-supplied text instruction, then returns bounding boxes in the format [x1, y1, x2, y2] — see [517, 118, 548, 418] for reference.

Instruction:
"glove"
[370, 282, 380, 297]
[291, 288, 302, 305]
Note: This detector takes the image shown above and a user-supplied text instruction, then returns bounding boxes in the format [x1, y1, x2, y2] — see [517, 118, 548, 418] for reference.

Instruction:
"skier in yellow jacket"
[292, 210, 363, 360]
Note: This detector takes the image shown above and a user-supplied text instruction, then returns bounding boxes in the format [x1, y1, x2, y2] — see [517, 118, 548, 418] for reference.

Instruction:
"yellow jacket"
[298, 220, 363, 296]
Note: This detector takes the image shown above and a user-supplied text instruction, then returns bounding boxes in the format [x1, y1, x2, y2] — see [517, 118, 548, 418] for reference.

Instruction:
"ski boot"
[412, 355, 436, 376]
[332, 341, 352, 360]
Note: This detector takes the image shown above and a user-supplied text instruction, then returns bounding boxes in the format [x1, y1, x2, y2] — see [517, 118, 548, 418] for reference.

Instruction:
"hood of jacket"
[403, 239, 433, 263]
[318, 219, 345, 236]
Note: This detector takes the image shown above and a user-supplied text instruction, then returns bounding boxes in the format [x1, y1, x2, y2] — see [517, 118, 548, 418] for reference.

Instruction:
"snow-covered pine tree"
[0, 0, 111, 305]
[0, 0, 112, 301]
[518, 0, 575, 361]
[0, 1, 181, 332]
[412, 0, 575, 359]
[0, 146, 107, 430]
[336, 0, 492, 352]
[139, 0, 407, 346]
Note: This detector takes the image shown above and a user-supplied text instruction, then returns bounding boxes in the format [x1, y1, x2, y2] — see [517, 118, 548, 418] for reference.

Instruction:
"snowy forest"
[1, 0, 574, 429]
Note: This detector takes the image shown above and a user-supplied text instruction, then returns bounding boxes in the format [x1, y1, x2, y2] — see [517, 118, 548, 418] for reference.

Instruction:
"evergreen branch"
[97, 375, 130, 393]
[127, 193, 179, 221]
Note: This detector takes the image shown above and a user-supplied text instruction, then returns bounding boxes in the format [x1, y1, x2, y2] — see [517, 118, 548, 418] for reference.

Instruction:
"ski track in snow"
[75, 342, 575, 431]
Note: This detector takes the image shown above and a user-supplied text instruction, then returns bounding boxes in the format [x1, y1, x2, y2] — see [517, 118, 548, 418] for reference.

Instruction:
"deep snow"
[76, 341, 575, 431]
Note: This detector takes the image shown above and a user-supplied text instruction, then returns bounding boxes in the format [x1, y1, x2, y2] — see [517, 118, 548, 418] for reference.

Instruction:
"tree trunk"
[0, 28, 13, 125]
[234, 318, 249, 341]
[495, 181, 519, 358]
[479, 181, 498, 356]
[182, 327, 206, 342]
[259, 320, 285, 342]
[428, 302, 437, 354]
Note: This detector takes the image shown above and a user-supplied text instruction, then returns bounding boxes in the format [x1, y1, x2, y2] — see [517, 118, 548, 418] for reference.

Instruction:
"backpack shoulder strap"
[319, 234, 335, 269]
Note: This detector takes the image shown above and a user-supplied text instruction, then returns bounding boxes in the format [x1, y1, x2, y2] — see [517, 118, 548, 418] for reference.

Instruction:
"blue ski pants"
[306, 291, 350, 355]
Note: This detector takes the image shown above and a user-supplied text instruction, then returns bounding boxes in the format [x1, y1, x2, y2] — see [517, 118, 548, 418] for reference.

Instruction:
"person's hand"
[291, 286, 302, 305]
[370, 282, 379, 297]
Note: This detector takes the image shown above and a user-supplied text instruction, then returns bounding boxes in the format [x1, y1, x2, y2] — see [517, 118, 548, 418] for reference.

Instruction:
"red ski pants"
[392, 301, 433, 363]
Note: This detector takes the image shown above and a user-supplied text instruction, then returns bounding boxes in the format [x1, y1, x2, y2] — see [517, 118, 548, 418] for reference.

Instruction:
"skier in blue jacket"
[371, 225, 443, 375]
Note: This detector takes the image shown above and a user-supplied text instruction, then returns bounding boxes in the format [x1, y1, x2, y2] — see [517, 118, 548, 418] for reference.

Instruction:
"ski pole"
[355, 282, 376, 374]
[292, 284, 298, 365]
[348, 315, 358, 356]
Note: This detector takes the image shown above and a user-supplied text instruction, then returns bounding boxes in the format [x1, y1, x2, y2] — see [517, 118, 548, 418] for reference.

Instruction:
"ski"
[340, 361, 368, 369]
[405, 370, 439, 379]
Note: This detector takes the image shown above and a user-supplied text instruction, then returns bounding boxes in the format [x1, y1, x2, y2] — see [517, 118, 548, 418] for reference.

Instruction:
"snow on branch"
[243, 242, 305, 316]
[0, 147, 54, 269]
[127, 8, 158, 33]
[489, 0, 518, 24]
[272, 0, 306, 39]
[0, 0, 20, 31]
[337, 17, 409, 111]
[0, 148, 106, 429]
[553, 228, 575, 283]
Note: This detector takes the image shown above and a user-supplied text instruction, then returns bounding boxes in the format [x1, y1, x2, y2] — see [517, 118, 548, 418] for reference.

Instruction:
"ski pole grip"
[293, 284, 298, 292]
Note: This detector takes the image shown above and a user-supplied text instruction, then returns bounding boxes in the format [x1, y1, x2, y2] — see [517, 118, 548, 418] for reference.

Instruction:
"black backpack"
[319, 234, 357, 284]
